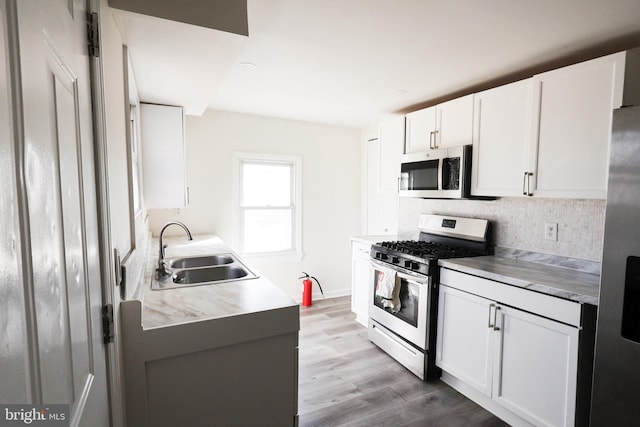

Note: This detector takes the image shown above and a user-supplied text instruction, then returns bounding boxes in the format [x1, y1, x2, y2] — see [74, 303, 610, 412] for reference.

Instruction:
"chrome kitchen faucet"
[156, 221, 193, 279]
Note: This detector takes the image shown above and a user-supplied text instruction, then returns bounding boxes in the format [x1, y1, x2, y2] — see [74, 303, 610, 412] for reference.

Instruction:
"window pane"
[130, 111, 141, 214]
[243, 209, 292, 253]
[131, 158, 140, 213]
[242, 163, 291, 206]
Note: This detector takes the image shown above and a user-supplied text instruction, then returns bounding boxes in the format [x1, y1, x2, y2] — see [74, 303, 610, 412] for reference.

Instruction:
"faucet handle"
[156, 261, 172, 280]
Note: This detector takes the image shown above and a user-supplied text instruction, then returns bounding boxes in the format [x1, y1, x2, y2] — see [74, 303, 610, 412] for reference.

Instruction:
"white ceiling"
[112, 0, 640, 129]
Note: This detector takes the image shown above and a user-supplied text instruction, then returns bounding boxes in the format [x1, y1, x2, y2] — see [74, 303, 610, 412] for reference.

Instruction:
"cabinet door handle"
[429, 131, 434, 149]
[432, 130, 439, 149]
[488, 303, 495, 328]
[493, 306, 501, 331]
[397, 177, 400, 193]
[522, 172, 534, 196]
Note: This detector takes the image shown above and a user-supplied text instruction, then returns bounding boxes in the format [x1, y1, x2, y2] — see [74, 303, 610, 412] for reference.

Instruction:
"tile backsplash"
[399, 197, 606, 262]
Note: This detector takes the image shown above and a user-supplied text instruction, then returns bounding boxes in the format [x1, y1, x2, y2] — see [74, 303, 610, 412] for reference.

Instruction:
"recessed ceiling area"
[111, 0, 640, 128]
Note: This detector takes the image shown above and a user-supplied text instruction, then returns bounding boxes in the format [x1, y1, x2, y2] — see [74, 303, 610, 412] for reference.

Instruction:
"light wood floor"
[297, 296, 509, 427]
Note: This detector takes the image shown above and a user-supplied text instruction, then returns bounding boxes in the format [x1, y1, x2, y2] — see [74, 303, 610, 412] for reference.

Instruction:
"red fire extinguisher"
[299, 272, 323, 307]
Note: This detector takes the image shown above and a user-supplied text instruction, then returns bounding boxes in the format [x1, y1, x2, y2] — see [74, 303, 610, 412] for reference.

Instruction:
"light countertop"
[139, 235, 298, 329]
[439, 255, 600, 305]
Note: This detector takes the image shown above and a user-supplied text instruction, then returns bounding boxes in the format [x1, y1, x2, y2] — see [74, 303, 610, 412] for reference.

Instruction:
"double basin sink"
[152, 253, 258, 290]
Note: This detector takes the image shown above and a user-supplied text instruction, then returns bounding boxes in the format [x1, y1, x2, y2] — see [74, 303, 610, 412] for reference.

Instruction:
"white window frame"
[232, 152, 303, 264]
[129, 104, 143, 218]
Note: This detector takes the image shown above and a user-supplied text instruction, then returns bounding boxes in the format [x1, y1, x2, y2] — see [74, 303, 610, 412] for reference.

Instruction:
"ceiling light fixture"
[238, 62, 257, 70]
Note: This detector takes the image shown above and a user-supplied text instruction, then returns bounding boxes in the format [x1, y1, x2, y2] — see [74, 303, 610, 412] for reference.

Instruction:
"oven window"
[442, 157, 461, 190]
[400, 160, 439, 191]
[373, 275, 420, 327]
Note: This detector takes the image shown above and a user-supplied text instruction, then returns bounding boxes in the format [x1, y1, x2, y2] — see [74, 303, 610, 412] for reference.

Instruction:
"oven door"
[369, 259, 429, 349]
[399, 157, 440, 193]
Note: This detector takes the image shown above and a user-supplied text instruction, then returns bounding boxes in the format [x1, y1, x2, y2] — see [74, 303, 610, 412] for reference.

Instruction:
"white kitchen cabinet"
[438, 95, 475, 148]
[365, 117, 403, 234]
[121, 297, 299, 427]
[377, 116, 404, 191]
[405, 95, 474, 154]
[493, 304, 578, 427]
[140, 103, 188, 209]
[471, 79, 535, 197]
[351, 240, 372, 326]
[529, 52, 625, 199]
[437, 270, 587, 427]
[405, 106, 436, 154]
[471, 52, 625, 199]
[436, 285, 493, 396]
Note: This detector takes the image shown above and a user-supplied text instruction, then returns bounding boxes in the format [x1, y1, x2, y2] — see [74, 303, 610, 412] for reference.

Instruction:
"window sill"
[240, 251, 304, 265]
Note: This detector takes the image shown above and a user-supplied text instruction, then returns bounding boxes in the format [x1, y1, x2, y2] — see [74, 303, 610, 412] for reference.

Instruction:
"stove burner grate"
[379, 240, 481, 260]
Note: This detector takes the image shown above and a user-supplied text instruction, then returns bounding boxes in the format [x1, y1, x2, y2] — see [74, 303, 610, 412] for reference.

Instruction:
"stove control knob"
[404, 260, 411, 269]
[411, 262, 420, 270]
[380, 253, 388, 260]
[392, 256, 399, 264]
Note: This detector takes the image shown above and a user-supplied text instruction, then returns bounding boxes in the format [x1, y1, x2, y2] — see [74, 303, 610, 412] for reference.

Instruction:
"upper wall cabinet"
[378, 116, 405, 191]
[365, 116, 404, 234]
[405, 94, 474, 154]
[529, 52, 625, 199]
[471, 79, 535, 197]
[140, 103, 188, 209]
[471, 52, 625, 199]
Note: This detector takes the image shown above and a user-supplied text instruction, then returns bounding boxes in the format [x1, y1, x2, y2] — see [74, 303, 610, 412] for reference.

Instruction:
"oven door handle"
[370, 259, 428, 285]
[397, 271, 428, 286]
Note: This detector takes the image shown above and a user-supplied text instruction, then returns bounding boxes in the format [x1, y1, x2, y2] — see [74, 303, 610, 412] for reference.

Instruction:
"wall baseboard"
[291, 287, 351, 303]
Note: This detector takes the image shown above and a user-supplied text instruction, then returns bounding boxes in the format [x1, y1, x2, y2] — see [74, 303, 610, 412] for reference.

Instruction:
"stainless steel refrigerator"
[591, 105, 640, 425]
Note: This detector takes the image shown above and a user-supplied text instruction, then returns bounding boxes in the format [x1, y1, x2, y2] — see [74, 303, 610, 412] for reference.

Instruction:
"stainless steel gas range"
[368, 214, 491, 380]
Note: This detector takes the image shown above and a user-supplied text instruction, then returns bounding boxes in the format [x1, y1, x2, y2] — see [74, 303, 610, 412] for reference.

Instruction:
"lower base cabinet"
[121, 300, 300, 427]
[437, 269, 596, 427]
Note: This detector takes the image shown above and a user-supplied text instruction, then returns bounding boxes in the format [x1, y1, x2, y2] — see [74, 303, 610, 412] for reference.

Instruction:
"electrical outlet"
[544, 222, 558, 241]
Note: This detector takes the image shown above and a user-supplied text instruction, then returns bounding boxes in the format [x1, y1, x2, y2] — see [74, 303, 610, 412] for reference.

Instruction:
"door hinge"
[87, 12, 100, 58]
[102, 303, 114, 344]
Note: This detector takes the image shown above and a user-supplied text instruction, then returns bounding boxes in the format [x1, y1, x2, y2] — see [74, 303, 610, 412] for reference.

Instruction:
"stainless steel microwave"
[399, 145, 471, 199]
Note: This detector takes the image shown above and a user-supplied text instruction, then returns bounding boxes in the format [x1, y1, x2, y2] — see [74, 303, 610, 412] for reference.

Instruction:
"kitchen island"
[121, 235, 299, 427]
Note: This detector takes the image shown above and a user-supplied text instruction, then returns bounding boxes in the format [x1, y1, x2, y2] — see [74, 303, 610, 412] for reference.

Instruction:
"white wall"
[147, 109, 362, 299]
[399, 197, 605, 261]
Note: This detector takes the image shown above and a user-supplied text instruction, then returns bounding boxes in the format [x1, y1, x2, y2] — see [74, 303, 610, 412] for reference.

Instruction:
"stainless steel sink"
[173, 265, 251, 285]
[169, 254, 233, 269]
[152, 252, 258, 290]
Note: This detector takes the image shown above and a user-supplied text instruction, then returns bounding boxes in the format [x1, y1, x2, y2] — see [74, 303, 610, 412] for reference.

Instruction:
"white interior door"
[0, 0, 29, 405]
[2, 0, 110, 425]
